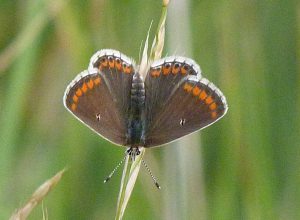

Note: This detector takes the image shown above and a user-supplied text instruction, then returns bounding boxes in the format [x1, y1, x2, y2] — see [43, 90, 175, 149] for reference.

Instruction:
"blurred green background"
[0, 0, 299, 219]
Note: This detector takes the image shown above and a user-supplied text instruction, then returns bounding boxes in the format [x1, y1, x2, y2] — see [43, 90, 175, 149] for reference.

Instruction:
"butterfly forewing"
[144, 57, 200, 129]
[144, 57, 227, 147]
[64, 49, 135, 146]
[89, 49, 135, 120]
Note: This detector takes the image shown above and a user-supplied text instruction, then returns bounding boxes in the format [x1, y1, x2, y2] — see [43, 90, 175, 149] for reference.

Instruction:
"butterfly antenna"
[142, 159, 161, 189]
[104, 154, 127, 183]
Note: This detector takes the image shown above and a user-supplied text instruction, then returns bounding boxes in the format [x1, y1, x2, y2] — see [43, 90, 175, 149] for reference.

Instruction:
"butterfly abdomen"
[131, 73, 145, 114]
[126, 73, 146, 147]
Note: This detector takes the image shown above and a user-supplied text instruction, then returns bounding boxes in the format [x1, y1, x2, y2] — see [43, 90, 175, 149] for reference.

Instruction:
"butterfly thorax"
[126, 72, 146, 147]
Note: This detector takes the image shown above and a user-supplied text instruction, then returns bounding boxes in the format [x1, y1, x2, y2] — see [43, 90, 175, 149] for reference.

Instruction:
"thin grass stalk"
[114, 1, 169, 219]
[149, 0, 168, 61]
[115, 149, 145, 220]
[10, 169, 66, 220]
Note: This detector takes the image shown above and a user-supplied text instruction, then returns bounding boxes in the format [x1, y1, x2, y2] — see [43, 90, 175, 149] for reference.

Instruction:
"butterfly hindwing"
[64, 49, 135, 146]
[144, 57, 228, 147]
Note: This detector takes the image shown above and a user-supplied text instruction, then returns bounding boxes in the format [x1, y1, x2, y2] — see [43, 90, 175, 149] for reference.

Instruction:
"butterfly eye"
[180, 118, 186, 126]
[96, 113, 101, 121]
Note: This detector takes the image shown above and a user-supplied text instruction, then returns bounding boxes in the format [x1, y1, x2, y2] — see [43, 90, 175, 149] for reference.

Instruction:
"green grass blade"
[149, 1, 168, 61]
[115, 148, 145, 220]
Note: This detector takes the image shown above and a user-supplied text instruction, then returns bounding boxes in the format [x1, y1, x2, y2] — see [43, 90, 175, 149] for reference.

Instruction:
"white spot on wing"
[187, 75, 199, 82]
[180, 118, 186, 126]
[199, 78, 210, 85]
[164, 57, 175, 63]
[151, 58, 164, 67]
[96, 113, 101, 121]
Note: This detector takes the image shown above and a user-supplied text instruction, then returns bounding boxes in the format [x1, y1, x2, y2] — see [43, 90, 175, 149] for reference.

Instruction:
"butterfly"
[64, 49, 228, 158]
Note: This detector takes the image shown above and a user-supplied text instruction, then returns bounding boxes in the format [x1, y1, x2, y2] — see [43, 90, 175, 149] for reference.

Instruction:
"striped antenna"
[104, 154, 127, 183]
[142, 159, 161, 189]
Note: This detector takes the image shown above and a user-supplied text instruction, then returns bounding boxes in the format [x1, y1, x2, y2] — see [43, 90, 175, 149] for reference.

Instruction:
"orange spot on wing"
[199, 90, 207, 100]
[209, 102, 217, 110]
[151, 68, 160, 77]
[81, 83, 88, 93]
[172, 63, 180, 74]
[124, 65, 132, 74]
[76, 89, 83, 97]
[205, 96, 213, 105]
[115, 59, 122, 70]
[181, 65, 188, 75]
[99, 57, 108, 70]
[163, 64, 171, 75]
[192, 86, 201, 96]
[150, 69, 155, 77]
[211, 111, 217, 119]
[108, 57, 115, 68]
[72, 95, 78, 103]
[183, 83, 193, 92]
[94, 77, 101, 85]
[87, 79, 94, 89]
[71, 103, 77, 111]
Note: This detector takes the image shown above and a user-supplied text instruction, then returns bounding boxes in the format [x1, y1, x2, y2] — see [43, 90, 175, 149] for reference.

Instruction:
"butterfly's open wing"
[64, 49, 135, 146]
[144, 57, 228, 147]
